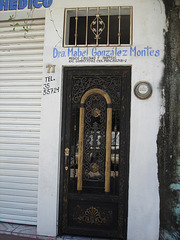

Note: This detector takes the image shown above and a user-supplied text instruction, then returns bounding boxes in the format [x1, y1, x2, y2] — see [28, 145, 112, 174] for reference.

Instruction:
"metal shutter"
[0, 18, 45, 225]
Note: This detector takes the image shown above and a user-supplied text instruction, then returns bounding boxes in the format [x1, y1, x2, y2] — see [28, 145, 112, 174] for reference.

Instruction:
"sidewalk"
[0, 222, 112, 240]
[0, 222, 56, 240]
[0, 234, 39, 240]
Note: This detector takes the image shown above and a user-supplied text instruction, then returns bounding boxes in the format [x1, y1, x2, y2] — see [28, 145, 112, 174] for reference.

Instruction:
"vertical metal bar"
[105, 106, 112, 193]
[77, 106, 85, 191]
[96, 7, 99, 46]
[73, 108, 77, 191]
[75, 8, 78, 46]
[118, 109, 121, 181]
[118, 7, 121, 45]
[85, 8, 88, 46]
[107, 7, 110, 46]
[114, 111, 117, 194]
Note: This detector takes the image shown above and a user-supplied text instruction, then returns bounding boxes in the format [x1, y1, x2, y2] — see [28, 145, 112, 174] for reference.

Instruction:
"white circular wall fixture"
[134, 81, 152, 99]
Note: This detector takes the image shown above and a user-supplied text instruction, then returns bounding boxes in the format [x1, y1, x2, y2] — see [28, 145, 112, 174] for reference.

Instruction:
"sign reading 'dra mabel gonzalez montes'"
[0, 0, 53, 10]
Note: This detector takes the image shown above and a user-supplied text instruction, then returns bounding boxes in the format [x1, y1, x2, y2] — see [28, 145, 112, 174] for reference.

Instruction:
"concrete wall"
[158, 1, 180, 239]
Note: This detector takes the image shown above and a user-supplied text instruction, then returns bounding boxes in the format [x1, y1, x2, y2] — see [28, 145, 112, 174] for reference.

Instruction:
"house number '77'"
[46, 64, 56, 73]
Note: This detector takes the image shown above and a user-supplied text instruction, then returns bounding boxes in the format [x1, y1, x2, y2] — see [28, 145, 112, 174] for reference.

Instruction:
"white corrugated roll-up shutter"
[0, 18, 45, 225]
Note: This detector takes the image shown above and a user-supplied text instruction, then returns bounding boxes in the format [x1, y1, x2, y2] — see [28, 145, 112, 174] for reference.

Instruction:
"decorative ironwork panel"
[90, 14, 106, 40]
[75, 206, 108, 224]
[60, 67, 131, 240]
[68, 200, 118, 230]
[72, 76, 122, 105]
[83, 94, 106, 183]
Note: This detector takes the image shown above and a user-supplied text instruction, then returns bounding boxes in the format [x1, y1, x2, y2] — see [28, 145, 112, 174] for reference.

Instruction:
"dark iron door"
[59, 67, 131, 239]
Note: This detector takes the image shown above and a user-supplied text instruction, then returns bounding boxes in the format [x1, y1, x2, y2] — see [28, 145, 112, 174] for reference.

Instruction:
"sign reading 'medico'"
[0, 0, 53, 10]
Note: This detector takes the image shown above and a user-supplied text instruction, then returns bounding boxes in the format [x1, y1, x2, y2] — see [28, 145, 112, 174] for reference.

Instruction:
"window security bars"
[64, 7, 133, 47]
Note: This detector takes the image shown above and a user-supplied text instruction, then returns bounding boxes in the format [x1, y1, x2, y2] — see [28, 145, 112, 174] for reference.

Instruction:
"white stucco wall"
[37, 0, 166, 239]
[0, 0, 167, 239]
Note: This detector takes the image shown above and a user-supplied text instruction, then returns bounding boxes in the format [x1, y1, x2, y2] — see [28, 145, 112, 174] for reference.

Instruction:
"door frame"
[58, 66, 131, 239]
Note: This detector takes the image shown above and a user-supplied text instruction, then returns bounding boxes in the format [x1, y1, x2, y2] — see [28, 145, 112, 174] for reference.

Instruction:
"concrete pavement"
[0, 222, 113, 240]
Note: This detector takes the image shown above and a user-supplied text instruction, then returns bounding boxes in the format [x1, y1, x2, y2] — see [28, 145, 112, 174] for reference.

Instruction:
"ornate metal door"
[59, 67, 131, 239]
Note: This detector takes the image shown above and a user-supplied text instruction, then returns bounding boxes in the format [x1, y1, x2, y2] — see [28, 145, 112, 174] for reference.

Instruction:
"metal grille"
[64, 7, 133, 47]
[83, 94, 106, 182]
[61, 67, 131, 239]
[69, 74, 125, 195]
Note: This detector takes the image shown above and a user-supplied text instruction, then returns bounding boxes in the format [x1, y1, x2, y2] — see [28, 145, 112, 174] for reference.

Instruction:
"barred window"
[64, 7, 133, 47]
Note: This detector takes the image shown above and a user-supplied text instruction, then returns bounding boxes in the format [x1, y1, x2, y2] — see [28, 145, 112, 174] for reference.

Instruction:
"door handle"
[64, 148, 69, 171]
